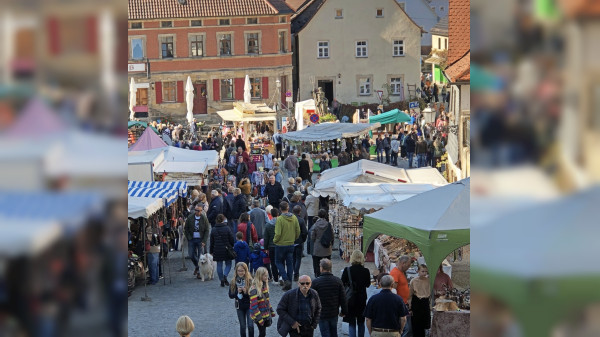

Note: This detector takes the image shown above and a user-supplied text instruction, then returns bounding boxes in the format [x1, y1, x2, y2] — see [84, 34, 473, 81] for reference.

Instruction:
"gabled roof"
[559, 0, 600, 18]
[285, 0, 312, 12]
[444, 51, 470, 83]
[447, 0, 469, 65]
[430, 15, 448, 37]
[128, 0, 293, 20]
[293, 0, 426, 34]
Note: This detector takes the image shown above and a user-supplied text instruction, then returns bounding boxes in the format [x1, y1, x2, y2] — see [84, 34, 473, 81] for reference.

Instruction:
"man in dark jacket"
[207, 190, 223, 227]
[235, 135, 246, 151]
[265, 175, 284, 209]
[184, 205, 210, 277]
[292, 205, 308, 282]
[263, 208, 280, 283]
[277, 275, 322, 337]
[231, 188, 247, 228]
[311, 259, 348, 337]
[404, 131, 416, 168]
[298, 154, 311, 184]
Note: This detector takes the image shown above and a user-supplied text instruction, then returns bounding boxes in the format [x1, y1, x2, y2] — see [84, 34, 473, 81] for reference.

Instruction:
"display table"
[430, 310, 470, 337]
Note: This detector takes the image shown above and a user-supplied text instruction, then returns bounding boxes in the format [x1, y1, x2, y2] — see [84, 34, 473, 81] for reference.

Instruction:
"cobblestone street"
[128, 244, 376, 337]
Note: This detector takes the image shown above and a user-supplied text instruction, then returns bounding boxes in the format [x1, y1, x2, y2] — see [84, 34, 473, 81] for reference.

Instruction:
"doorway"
[134, 88, 148, 118]
[317, 80, 334, 107]
[193, 82, 207, 115]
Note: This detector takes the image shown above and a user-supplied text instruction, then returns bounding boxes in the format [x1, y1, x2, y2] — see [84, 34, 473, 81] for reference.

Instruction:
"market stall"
[313, 159, 446, 198]
[332, 182, 436, 260]
[363, 178, 470, 292]
[368, 108, 411, 125]
[280, 122, 380, 142]
[471, 186, 600, 337]
[128, 197, 164, 220]
[127, 187, 179, 207]
[128, 181, 188, 198]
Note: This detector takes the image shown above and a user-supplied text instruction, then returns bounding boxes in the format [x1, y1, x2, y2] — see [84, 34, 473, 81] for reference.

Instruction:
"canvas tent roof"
[0, 218, 63, 257]
[313, 160, 446, 197]
[335, 182, 436, 210]
[369, 109, 411, 125]
[128, 127, 168, 151]
[127, 187, 179, 206]
[127, 146, 219, 175]
[128, 197, 164, 219]
[128, 121, 159, 134]
[281, 123, 380, 142]
[363, 178, 469, 291]
[217, 109, 277, 122]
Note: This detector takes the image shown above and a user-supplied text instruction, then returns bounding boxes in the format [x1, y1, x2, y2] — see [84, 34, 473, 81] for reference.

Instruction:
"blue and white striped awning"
[128, 181, 188, 197]
[0, 192, 104, 233]
[127, 187, 179, 206]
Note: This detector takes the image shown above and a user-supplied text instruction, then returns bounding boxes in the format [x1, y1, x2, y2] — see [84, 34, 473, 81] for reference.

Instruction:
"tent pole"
[141, 217, 151, 301]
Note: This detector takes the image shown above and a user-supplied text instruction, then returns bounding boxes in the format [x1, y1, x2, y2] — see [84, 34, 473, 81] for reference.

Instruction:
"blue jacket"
[207, 196, 223, 225]
[234, 240, 250, 264]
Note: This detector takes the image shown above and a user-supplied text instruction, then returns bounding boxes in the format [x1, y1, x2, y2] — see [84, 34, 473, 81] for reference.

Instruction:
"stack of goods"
[377, 235, 420, 265]
[437, 288, 470, 310]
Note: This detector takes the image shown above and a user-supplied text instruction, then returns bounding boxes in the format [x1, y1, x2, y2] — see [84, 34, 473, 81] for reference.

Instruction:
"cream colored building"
[294, 0, 422, 105]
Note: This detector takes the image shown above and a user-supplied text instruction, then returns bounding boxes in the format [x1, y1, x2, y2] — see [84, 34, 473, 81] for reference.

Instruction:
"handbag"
[344, 267, 356, 301]
[219, 231, 237, 259]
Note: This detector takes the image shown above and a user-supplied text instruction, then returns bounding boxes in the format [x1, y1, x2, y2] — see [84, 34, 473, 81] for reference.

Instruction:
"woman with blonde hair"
[229, 262, 254, 337]
[175, 315, 194, 337]
[248, 267, 276, 337]
[341, 250, 372, 337]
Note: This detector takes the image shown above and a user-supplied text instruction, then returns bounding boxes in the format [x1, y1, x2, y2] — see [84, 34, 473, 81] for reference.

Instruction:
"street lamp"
[275, 79, 281, 111]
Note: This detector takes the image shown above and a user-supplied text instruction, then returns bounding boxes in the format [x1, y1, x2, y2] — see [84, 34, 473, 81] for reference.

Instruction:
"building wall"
[395, 0, 439, 47]
[128, 15, 293, 118]
[298, 0, 421, 104]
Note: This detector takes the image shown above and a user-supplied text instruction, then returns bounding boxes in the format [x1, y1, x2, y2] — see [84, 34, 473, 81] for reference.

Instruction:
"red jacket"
[237, 222, 258, 244]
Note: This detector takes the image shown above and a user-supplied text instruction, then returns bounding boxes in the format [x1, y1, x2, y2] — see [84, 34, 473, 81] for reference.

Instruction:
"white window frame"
[317, 41, 329, 58]
[355, 41, 368, 58]
[158, 34, 176, 58]
[388, 75, 405, 96]
[357, 75, 372, 96]
[393, 39, 405, 57]
[278, 29, 287, 53]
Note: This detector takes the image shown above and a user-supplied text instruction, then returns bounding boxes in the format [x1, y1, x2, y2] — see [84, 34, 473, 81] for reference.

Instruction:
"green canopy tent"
[369, 108, 411, 125]
[363, 178, 469, 291]
[471, 186, 600, 337]
[128, 121, 159, 134]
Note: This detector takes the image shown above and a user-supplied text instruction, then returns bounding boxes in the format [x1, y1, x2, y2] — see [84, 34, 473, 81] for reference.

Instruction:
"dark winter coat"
[311, 272, 348, 319]
[341, 264, 371, 320]
[232, 194, 247, 221]
[210, 222, 235, 262]
[277, 288, 322, 336]
[294, 216, 308, 245]
[298, 159, 311, 181]
[207, 196, 223, 225]
[184, 213, 210, 245]
[311, 218, 333, 257]
[264, 182, 284, 206]
[263, 218, 276, 250]
[405, 135, 416, 153]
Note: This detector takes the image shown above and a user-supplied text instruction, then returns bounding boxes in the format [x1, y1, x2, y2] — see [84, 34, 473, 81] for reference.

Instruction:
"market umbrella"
[471, 186, 600, 337]
[129, 77, 136, 121]
[363, 178, 469, 291]
[185, 76, 194, 125]
[369, 108, 411, 125]
[128, 121, 159, 134]
[244, 74, 251, 104]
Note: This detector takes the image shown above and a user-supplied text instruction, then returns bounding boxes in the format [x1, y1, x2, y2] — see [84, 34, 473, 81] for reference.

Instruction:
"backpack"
[320, 222, 333, 248]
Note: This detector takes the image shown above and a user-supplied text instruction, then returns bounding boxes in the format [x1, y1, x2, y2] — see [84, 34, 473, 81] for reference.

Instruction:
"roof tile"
[128, 0, 291, 20]
[448, 0, 469, 65]
[444, 51, 470, 82]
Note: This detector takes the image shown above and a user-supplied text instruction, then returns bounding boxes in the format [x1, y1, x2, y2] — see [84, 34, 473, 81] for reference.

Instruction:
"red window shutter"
[155, 82, 163, 104]
[47, 17, 60, 55]
[86, 16, 98, 53]
[213, 79, 220, 101]
[177, 81, 184, 102]
[262, 77, 269, 99]
[234, 78, 244, 100]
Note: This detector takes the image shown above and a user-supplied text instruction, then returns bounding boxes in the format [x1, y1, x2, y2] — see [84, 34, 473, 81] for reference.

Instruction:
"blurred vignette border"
[0, 0, 127, 336]
[471, 0, 600, 336]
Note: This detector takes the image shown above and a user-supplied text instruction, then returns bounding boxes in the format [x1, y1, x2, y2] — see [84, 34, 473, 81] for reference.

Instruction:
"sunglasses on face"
[299, 282, 311, 286]
[195, 209, 201, 212]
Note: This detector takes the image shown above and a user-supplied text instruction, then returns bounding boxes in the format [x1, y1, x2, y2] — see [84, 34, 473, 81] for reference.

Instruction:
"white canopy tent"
[128, 197, 164, 219]
[335, 182, 437, 210]
[0, 218, 63, 257]
[281, 123, 380, 142]
[294, 99, 316, 131]
[217, 109, 277, 122]
[313, 159, 446, 197]
[128, 146, 218, 182]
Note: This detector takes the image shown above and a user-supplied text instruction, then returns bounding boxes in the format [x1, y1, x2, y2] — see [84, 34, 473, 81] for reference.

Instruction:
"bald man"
[277, 275, 322, 337]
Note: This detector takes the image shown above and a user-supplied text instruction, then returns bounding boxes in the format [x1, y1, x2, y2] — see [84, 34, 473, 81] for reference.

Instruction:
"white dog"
[198, 253, 216, 281]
